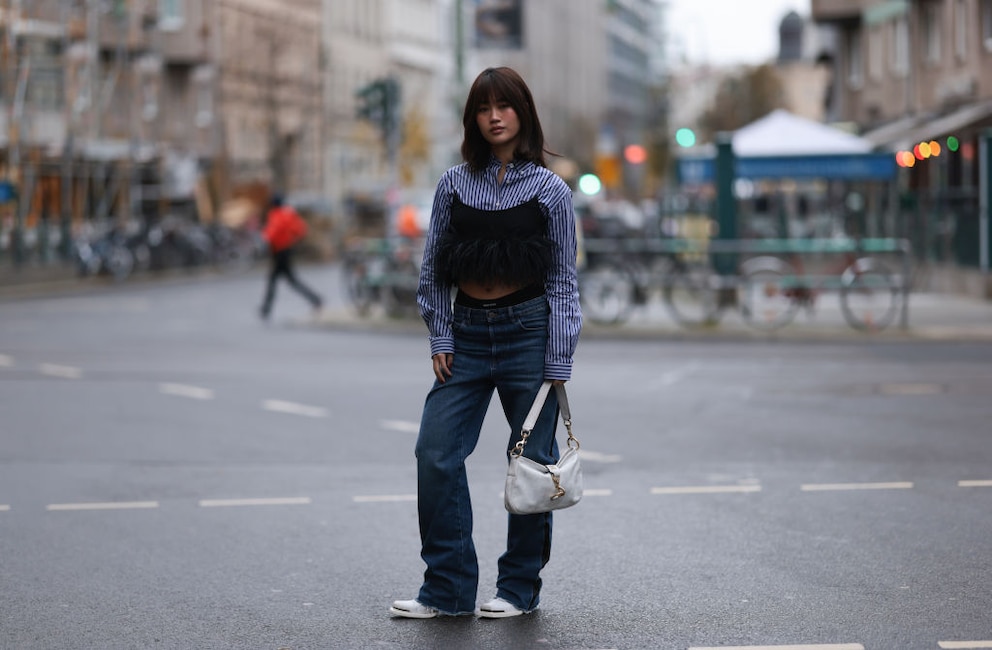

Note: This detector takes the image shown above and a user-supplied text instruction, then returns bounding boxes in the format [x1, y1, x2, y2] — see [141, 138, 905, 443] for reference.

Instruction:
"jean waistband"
[455, 282, 544, 309]
[453, 294, 548, 323]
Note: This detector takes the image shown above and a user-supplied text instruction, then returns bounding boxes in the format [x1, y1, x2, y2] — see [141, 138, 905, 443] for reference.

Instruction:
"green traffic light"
[675, 128, 697, 148]
[947, 136, 960, 152]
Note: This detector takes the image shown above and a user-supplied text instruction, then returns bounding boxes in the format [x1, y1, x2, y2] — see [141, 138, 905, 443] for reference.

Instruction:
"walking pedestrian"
[389, 67, 582, 619]
[258, 194, 323, 320]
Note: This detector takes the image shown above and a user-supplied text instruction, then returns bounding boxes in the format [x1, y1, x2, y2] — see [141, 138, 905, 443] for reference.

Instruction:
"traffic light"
[675, 127, 697, 148]
[355, 77, 402, 148]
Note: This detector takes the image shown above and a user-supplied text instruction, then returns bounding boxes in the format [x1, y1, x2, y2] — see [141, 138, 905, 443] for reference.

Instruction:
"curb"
[295, 310, 992, 345]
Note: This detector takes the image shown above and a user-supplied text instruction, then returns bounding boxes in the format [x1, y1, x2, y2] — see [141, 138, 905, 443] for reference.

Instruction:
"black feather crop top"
[433, 195, 554, 287]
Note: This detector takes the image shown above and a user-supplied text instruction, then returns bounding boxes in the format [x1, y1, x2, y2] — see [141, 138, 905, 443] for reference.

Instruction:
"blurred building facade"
[1, 0, 666, 265]
[813, 0, 992, 288]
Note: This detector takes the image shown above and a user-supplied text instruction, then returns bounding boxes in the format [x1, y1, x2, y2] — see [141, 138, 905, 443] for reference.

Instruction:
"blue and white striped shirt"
[417, 156, 582, 381]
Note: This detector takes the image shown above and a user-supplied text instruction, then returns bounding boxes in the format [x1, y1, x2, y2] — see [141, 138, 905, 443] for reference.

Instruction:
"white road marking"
[800, 482, 913, 492]
[39, 363, 82, 379]
[46, 501, 159, 511]
[0, 505, 10, 512]
[353, 494, 417, 503]
[651, 485, 762, 495]
[690, 645, 864, 650]
[198, 497, 312, 508]
[939, 642, 992, 649]
[159, 383, 215, 400]
[877, 382, 945, 395]
[262, 400, 328, 418]
[580, 450, 623, 463]
[959, 480, 992, 488]
[583, 488, 613, 497]
[381, 419, 420, 433]
[0, 354, 12, 367]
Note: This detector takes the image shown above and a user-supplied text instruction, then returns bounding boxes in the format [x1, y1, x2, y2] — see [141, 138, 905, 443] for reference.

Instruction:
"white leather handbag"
[504, 381, 582, 515]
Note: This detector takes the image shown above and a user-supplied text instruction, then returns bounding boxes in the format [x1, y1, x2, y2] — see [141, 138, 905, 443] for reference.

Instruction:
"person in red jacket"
[259, 194, 323, 319]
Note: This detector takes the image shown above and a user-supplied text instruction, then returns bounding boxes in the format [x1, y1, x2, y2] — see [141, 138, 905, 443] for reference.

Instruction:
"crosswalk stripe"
[801, 482, 913, 492]
[46, 501, 159, 511]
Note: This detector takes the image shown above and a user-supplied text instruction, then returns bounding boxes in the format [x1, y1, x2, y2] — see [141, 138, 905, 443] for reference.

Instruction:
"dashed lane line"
[939, 642, 992, 649]
[159, 383, 215, 400]
[353, 494, 417, 503]
[689, 645, 864, 650]
[651, 485, 762, 495]
[800, 482, 914, 492]
[198, 497, 312, 508]
[959, 480, 992, 488]
[39, 363, 83, 379]
[381, 419, 420, 433]
[261, 399, 328, 418]
[46, 501, 159, 511]
[0, 354, 12, 367]
[0, 505, 10, 512]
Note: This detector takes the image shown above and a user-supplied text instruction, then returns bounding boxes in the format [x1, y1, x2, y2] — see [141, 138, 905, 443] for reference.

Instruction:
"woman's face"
[476, 95, 520, 153]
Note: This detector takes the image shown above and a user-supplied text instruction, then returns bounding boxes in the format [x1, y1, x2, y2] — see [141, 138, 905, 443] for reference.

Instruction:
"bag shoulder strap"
[515, 381, 577, 456]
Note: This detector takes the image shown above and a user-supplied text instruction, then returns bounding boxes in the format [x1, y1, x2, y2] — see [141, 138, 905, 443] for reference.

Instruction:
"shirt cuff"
[544, 362, 572, 381]
[429, 337, 455, 358]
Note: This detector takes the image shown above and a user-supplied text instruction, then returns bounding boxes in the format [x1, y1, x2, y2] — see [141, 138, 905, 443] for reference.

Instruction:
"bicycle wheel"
[662, 263, 722, 327]
[342, 258, 376, 316]
[579, 263, 636, 325]
[738, 256, 801, 331]
[839, 257, 900, 331]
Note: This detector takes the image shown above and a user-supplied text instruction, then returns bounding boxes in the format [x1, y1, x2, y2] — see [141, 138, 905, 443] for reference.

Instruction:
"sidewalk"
[4, 259, 992, 343]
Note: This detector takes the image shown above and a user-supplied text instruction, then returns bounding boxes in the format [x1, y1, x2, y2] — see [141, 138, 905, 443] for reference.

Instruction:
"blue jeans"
[415, 296, 561, 615]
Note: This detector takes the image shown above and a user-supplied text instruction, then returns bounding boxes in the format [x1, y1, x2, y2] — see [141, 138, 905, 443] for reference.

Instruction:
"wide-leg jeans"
[415, 296, 561, 615]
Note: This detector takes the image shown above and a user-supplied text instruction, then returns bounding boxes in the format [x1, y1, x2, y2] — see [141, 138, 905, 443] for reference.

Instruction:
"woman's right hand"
[432, 353, 454, 383]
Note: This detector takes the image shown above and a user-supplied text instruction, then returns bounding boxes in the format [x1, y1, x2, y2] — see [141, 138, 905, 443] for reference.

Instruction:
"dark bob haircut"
[460, 67, 551, 172]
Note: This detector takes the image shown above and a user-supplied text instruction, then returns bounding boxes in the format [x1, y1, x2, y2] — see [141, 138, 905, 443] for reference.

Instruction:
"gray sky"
[667, 0, 811, 66]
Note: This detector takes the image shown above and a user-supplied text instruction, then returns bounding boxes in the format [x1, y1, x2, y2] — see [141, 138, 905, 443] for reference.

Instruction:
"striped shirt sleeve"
[416, 170, 456, 358]
[539, 171, 582, 381]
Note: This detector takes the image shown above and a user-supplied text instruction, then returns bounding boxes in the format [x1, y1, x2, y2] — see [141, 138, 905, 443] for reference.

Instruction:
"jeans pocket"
[514, 308, 548, 332]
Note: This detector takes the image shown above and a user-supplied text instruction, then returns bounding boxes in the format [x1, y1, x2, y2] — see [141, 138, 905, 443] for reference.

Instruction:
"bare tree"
[699, 64, 786, 139]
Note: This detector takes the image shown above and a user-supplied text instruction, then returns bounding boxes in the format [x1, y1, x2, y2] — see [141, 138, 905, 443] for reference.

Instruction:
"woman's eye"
[477, 105, 490, 113]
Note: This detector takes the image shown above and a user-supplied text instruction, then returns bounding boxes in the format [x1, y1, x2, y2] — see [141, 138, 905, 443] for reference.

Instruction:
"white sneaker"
[389, 598, 439, 619]
[478, 596, 531, 618]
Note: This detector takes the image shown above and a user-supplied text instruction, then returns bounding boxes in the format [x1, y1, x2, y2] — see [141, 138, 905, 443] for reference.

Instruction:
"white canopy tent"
[731, 109, 874, 157]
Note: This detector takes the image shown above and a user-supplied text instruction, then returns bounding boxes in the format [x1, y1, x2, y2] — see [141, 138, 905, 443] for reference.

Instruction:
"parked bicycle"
[340, 236, 422, 318]
[579, 238, 907, 332]
[738, 253, 902, 332]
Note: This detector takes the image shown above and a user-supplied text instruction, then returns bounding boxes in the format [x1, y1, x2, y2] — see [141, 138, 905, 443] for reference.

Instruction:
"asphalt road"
[1, 265, 990, 650]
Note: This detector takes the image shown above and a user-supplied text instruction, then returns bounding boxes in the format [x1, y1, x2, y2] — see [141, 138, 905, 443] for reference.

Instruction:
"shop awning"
[863, 99, 992, 150]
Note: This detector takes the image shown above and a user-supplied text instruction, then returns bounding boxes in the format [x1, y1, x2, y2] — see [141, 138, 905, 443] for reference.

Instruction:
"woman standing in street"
[390, 67, 582, 619]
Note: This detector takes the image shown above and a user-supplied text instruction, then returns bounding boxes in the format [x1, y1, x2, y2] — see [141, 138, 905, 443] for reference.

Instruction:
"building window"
[868, 26, 883, 80]
[158, 0, 184, 31]
[983, 0, 992, 51]
[891, 16, 909, 75]
[955, 0, 968, 61]
[847, 28, 863, 88]
[923, 2, 942, 64]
